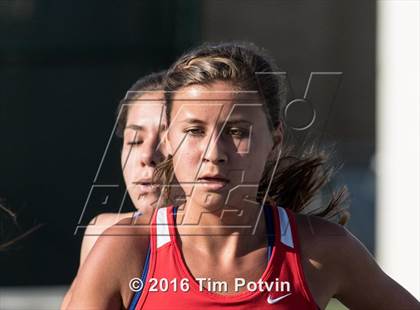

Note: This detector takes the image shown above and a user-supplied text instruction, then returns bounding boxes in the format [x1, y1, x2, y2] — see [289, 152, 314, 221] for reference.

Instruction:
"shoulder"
[294, 213, 358, 275]
[293, 213, 420, 309]
[294, 214, 348, 240]
[292, 213, 350, 303]
[80, 212, 138, 265]
[83, 212, 132, 240]
[65, 213, 153, 309]
[86, 215, 151, 265]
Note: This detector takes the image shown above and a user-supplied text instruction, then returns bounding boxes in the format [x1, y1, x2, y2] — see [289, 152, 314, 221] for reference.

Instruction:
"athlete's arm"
[61, 212, 131, 308]
[62, 217, 150, 310]
[61, 276, 77, 310]
[333, 226, 420, 309]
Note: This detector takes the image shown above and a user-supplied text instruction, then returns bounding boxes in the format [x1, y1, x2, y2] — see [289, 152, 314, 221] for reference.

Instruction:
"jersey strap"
[156, 207, 171, 248]
[128, 245, 151, 310]
[277, 206, 294, 248]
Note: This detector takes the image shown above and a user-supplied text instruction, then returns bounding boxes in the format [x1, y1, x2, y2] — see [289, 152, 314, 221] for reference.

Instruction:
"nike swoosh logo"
[267, 292, 292, 304]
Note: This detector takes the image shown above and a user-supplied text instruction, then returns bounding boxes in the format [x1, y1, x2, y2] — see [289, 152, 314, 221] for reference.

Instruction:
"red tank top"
[131, 205, 320, 309]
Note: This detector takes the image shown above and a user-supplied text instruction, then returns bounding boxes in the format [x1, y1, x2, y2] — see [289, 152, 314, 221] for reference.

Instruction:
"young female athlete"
[64, 42, 420, 309]
[61, 71, 170, 309]
[77, 71, 168, 266]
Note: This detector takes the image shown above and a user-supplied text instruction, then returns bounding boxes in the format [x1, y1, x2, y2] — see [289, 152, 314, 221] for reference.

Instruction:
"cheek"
[121, 146, 137, 167]
[121, 153, 134, 182]
[121, 147, 143, 178]
[240, 138, 272, 181]
[171, 140, 203, 179]
[121, 148, 129, 167]
[173, 149, 200, 175]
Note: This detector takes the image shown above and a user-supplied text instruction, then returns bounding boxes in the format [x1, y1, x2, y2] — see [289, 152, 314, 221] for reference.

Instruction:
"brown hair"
[115, 70, 166, 138]
[155, 42, 349, 224]
[0, 199, 42, 251]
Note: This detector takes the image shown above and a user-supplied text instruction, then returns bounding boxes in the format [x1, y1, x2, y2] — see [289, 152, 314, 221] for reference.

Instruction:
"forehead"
[171, 82, 264, 122]
[125, 93, 166, 128]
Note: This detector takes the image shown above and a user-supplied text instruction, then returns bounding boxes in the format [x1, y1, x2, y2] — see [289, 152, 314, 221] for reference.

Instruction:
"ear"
[272, 122, 283, 147]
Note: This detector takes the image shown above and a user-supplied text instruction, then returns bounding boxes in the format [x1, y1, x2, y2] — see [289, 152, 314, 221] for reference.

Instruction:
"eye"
[227, 127, 249, 138]
[184, 127, 205, 136]
[127, 140, 143, 146]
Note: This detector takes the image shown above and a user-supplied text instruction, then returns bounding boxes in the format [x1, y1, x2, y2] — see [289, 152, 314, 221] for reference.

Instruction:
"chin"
[194, 191, 228, 209]
[131, 192, 162, 210]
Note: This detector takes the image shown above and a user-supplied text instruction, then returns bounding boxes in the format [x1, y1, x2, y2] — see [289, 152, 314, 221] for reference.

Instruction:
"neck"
[175, 198, 268, 259]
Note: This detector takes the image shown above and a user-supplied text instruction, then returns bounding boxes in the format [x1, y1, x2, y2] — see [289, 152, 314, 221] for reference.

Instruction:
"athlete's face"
[166, 82, 274, 209]
[121, 92, 167, 211]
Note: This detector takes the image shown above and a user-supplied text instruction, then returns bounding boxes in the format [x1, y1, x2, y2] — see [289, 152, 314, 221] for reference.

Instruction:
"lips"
[198, 176, 229, 183]
[132, 179, 159, 194]
[133, 180, 154, 186]
[197, 174, 230, 190]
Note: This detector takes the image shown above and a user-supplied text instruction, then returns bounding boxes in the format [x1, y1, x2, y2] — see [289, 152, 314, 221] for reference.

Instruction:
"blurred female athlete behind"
[64, 42, 420, 309]
[62, 71, 172, 309]
[78, 71, 169, 265]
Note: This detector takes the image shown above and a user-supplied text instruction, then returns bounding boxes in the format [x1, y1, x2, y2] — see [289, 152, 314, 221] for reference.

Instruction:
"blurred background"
[0, 1, 418, 309]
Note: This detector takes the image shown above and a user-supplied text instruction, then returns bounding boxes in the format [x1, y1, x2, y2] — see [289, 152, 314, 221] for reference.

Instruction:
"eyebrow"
[125, 124, 145, 131]
[180, 118, 207, 125]
[180, 118, 252, 125]
[124, 124, 167, 132]
[225, 119, 252, 125]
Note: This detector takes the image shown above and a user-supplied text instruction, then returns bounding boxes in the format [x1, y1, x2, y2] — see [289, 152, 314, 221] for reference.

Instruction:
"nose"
[202, 132, 228, 164]
[138, 137, 164, 167]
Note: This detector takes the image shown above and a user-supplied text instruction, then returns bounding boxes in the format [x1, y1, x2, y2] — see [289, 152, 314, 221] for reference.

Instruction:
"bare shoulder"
[80, 212, 139, 265]
[293, 214, 349, 308]
[90, 215, 151, 252]
[295, 213, 379, 275]
[294, 213, 420, 309]
[295, 213, 377, 280]
[294, 213, 349, 255]
[86, 212, 133, 235]
[64, 215, 152, 309]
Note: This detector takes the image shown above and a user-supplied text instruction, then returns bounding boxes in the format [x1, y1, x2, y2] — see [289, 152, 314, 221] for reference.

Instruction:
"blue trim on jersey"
[264, 204, 275, 261]
[128, 244, 151, 310]
[173, 205, 178, 220]
[128, 207, 178, 309]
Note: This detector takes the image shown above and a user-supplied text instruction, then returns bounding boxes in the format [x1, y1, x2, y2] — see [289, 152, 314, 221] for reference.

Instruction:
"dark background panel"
[0, 0, 375, 285]
[0, 0, 201, 285]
